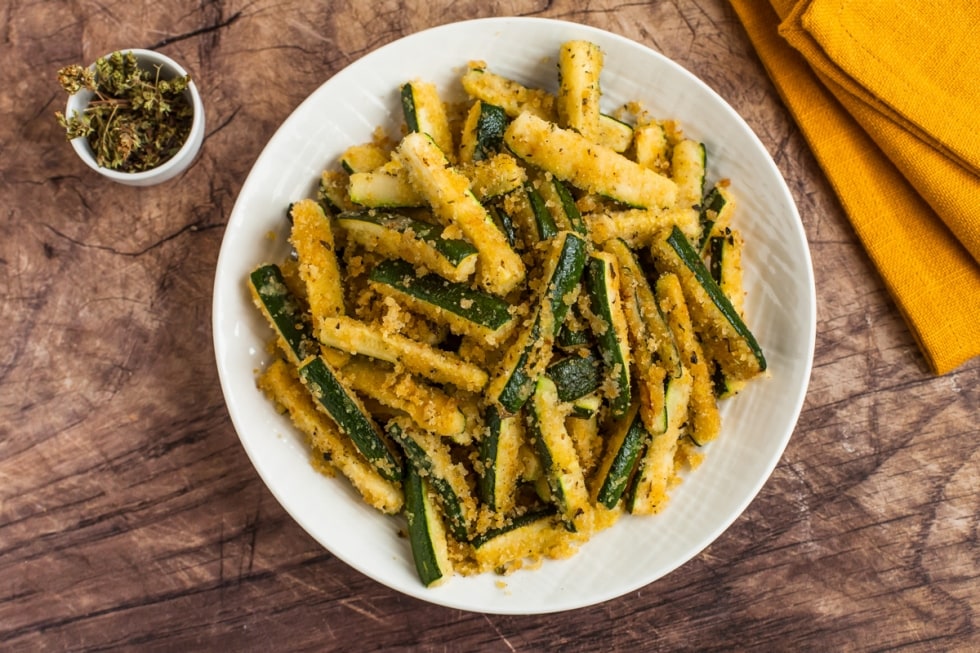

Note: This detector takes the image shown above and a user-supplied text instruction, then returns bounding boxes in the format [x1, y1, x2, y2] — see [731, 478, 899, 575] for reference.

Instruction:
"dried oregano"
[56, 51, 194, 173]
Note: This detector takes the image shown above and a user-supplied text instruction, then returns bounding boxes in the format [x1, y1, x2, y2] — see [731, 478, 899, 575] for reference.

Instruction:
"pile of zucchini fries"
[249, 40, 766, 587]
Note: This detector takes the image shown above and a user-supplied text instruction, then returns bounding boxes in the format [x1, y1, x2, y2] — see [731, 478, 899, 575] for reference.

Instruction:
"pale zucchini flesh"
[348, 160, 424, 208]
[670, 139, 706, 241]
[462, 152, 527, 200]
[339, 356, 466, 438]
[504, 111, 678, 210]
[655, 272, 720, 446]
[671, 139, 706, 211]
[633, 120, 670, 174]
[317, 315, 490, 392]
[470, 507, 558, 549]
[397, 131, 526, 296]
[596, 114, 633, 153]
[557, 39, 604, 143]
[401, 79, 455, 159]
[336, 210, 478, 283]
[566, 411, 602, 477]
[585, 206, 697, 247]
[709, 228, 745, 316]
[478, 404, 525, 514]
[601, 238, 671, 432]
[569, 392, 603, 419]
[340, 142, 389, 173]
[469, 508, 579, 575]
[460, 65, 557, 121]
[626, 371, 691, 515]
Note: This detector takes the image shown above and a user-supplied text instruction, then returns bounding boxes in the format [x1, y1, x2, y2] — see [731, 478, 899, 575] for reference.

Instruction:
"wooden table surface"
[3, 1, 977, 650]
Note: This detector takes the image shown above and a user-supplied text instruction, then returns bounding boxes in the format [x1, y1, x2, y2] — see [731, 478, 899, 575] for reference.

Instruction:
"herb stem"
[55, 51, 193, 172]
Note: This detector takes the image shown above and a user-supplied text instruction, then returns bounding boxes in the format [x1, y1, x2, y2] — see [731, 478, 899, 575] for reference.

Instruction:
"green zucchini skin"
[525, 181, 558, 241]
[698, 185, 727, 252]
[487, 204, 520, 250]
[666, 225, 766, 372]
[494, 231, 588, 414]
[248, 264, 319, 365]
[368, 258, 514, 331]
[544, 232, 589, 328]
[400, 83, 421, 133]
[546, 350, 603, 403]
[550, 177, 587, 235]
[569, 393, 602, 419]
[594, 408, 649, 509]
[708, 233, 726, 285]
[478, 404, 524, 513]
[473, 101, 507, 161]
[298, 356, 404, 482]
[585, 253, 632, 419]
[597, 113, 634, 153]
[495, 344, 537, 416]
[711, 364, 733, 400]
[556, 323, 591, 350]
[386, 420, 470, 541]
[470, 507, 558, 549]
[337, 210, 477, 268]
[478, 404, 504, 509]
[555, 303, 593, 351]
[404, 464, 453, 587]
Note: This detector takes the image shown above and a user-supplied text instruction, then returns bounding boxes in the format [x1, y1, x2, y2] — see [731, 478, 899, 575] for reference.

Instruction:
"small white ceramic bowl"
[64, 49, 205, 187]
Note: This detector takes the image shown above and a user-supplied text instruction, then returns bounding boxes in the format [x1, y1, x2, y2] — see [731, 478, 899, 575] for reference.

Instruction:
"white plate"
[213, 16, 815, 614]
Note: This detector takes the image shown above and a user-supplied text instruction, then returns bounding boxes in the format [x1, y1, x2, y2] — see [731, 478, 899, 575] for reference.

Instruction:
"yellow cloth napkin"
[779, 0, 980, 264]
[729, 0, 980, 375]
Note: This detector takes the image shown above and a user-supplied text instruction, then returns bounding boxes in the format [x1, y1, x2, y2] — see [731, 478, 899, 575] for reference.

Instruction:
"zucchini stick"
[339, 357, 467, 438]
[397, 132, 526, 296]
[289, 199, 346, 323]
[557, 40, 604, 143]
[504, 111, 677, 210]
[655, 273, 721, 445]
[317, 315, 489, 392]
[258, 359, 404, 514]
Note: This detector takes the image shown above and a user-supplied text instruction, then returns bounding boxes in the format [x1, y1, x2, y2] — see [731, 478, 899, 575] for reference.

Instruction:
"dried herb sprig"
[56, 51, 194, 173]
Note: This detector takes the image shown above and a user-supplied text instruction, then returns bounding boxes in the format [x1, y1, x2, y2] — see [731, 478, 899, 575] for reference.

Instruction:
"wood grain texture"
[2, 0, 977, 651]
